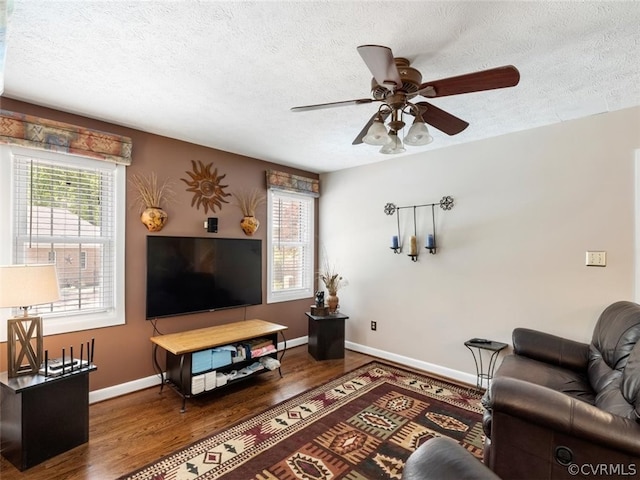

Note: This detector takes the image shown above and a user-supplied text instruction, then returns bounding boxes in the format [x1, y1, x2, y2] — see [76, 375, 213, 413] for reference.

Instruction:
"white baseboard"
[345, 341, 478, 387]
[89, 336, 478, 404]
[90, 374, 162, 404]
[281, 335, 308, 350]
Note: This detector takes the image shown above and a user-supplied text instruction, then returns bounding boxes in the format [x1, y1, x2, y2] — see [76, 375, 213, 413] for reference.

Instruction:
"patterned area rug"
[120, 362, 484, 480]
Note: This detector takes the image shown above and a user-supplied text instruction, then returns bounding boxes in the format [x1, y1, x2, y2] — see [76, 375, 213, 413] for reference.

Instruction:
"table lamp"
[0, 264, 60, 377]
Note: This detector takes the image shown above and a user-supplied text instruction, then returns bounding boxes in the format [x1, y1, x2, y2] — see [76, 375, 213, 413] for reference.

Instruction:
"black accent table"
[464, 339, 508, 391]
[0, 365, 96, 471]
[306, 312, 349, 360]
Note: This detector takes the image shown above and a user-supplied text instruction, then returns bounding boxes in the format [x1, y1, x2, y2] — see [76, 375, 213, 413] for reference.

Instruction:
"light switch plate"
[586, 251, 606, 267]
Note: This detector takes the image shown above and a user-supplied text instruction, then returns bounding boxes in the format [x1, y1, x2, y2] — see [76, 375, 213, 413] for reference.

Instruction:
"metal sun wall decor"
[385, 196, 454, 262]
[181, 160, 231, 214]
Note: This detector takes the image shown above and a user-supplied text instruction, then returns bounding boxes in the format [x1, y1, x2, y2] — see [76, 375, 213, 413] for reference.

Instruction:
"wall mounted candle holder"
[386, 202, 402, 254]
[384, 196, 454, 262]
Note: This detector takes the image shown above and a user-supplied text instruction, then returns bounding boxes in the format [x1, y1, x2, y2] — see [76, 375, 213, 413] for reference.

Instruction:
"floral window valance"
[265, 169, 319, 197]
[0, 110, 132, 165]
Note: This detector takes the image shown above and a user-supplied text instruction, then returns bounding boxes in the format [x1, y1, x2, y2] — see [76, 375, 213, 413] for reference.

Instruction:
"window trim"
[266, 189, 315, 304]
[0, 145, 126, 342]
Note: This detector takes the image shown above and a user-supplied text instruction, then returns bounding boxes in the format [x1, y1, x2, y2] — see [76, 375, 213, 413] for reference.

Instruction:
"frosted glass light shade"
[363, 120, 390, 146]
[0, 264, 60, 310]
[379, 132, 405, 154]
[405, 121, 433, 146]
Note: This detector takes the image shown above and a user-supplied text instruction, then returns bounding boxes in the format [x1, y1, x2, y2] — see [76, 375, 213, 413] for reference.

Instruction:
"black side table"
[306, 312, 349, 360]
[464, 339, 508, 391]
[0, 365, 96, 471]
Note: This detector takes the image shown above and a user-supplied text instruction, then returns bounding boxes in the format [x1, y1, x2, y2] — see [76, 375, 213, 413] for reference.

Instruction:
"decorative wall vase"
[141, 207, 168, 232]
[240, 216, 260, 236]
[327, 293, 339, 314]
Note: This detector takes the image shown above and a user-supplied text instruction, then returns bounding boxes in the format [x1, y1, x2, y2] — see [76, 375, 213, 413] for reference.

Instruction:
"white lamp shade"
[363, 121, 390, 146]
[379, 132, 406, 154]
[0, 264, 60, 308]
[405, 121, 433, 146]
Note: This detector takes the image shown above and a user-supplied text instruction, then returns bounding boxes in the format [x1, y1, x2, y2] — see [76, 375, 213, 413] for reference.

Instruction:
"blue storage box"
[211, 348, 232, 369]
[192, 349, 213, 374]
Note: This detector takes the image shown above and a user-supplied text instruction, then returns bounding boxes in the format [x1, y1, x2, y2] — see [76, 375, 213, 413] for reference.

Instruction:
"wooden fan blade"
[419, 65, 520, 98]
[415, 101, 469, 136]
[352, 109, 391, 145]
[291, 98, 375, 112]
[357, 45, 402, 89]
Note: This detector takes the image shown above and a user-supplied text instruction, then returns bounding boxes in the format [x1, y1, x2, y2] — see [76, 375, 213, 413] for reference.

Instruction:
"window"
[267, 190, 315, 303]
[0, 146, 126, 340]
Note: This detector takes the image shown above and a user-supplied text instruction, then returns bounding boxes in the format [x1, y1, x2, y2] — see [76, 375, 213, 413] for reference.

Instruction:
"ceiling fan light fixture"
[404, 118, 433, 146]
[363, 116, 390, 146]
[292, 45, 520, 151]
[379, 131, 405, 155]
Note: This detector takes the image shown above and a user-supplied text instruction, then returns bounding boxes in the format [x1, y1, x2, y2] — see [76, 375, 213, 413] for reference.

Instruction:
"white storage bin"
[191, 374, 205, 395]
[204, 371, 217, 391]
[216, 372, 228, 387]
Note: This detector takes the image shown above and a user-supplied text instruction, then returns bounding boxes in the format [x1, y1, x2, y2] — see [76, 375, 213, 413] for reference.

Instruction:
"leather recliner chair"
[402, 437, 500, 480]
[482, 301, 640, 479]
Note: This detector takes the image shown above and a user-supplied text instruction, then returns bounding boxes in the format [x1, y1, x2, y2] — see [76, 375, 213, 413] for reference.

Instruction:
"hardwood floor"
[0, 346, 378, 480]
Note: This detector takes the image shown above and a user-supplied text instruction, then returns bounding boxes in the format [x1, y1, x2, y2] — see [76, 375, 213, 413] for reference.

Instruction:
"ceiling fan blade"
[352, 109, 391, 145]
[415, 101, 469, 136]
[357, 45, 402, 89]
[418, 65, 520, 98]
[291, 98, 376, 112]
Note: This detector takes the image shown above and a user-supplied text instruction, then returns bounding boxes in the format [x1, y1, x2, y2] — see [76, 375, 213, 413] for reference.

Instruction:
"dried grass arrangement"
[130, 172, 175, 212]
[232, 189, 265, 217]
[319, 258, 347, 295]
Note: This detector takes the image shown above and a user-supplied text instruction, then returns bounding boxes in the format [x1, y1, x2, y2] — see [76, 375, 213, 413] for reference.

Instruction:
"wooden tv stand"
[150, 319, 287, 412]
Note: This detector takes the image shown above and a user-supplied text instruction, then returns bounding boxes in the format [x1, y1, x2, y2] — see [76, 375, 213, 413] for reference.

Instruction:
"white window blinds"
[267, 190, 314, 302]
[12, 153, 117, 317]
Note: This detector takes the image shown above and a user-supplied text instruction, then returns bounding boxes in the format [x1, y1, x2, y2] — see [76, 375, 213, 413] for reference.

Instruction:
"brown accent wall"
[0, 97, 319, 392]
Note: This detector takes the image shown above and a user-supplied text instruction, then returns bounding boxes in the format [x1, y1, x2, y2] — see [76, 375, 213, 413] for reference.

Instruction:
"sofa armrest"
[402, 437, 499, 480]
[488, 376, 640, 457]
[512, 327, 589, 371]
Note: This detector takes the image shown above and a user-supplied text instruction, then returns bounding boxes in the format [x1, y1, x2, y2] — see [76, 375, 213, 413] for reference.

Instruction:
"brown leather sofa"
[482, 301, 640, 479]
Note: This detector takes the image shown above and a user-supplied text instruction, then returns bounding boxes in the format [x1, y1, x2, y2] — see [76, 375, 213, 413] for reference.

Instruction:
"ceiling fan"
[291, 45, 520, 154]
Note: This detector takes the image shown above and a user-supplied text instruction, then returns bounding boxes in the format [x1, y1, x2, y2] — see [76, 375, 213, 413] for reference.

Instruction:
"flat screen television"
[146, 236, 262, 319]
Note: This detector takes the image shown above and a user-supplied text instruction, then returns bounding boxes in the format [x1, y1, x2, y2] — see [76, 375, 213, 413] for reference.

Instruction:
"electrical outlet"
[371, 321, 377, 331]
[586, 251, 606, 267]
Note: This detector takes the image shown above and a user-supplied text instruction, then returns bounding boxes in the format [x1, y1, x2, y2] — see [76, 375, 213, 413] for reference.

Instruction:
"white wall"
[319, 107, 640, 379]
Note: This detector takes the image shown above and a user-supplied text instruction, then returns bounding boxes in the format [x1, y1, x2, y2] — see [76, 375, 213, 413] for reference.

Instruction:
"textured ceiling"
[3, 1, 640, 173]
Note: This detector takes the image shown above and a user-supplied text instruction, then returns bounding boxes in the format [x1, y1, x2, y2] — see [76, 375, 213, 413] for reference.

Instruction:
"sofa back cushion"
[589, 301, 640, 414]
